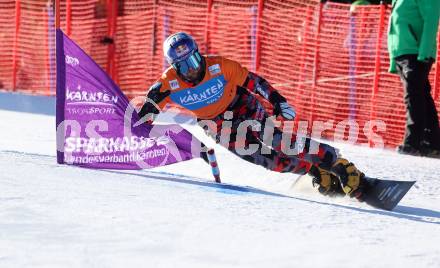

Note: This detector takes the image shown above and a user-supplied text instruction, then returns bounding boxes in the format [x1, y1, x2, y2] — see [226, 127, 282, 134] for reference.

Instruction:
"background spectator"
[388, 0, 440, 157]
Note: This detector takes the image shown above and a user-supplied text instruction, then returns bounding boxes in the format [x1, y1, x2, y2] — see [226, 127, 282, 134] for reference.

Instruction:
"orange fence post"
[368, 1, 386, 147]
[55, 0, 60, 29]
[44, 9, 50, 95]
[66, 0, 72, 36]
[204, 0, 213, 54]
[309, 0, 324, 124]
[46, 1, 56, 95]
[296, 5, 313, 120]
[112, 0, 118, 83]
[149, 0, 158, 80]
[106, 0, 118, 82]
[434, 31, 440, 100]
[12, 0, 21, 91]
[255, 0, 264, 72]
[297, 6, 313, 86]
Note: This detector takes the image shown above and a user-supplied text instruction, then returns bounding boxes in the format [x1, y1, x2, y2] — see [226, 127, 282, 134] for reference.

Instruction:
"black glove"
[270, 91, 296, 120]
[273, 102, 296, 120]
[138, 82, 170, 122]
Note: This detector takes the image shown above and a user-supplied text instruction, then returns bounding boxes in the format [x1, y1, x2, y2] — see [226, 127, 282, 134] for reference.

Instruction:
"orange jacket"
[156, 56, 249, 119]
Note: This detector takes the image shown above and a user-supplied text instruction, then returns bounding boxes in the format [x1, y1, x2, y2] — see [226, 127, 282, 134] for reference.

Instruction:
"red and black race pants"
[198, 87, 339, 175]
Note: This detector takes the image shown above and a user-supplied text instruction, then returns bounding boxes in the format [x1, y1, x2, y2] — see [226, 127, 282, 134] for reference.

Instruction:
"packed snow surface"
[1, 109, 439, 268]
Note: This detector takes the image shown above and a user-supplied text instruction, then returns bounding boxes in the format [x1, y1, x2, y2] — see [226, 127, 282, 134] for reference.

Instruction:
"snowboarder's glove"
[269, 91, 296, 120]
[330, 158, 365, 199]
[138, 82, 170, 122]
[309, 166, 344, 197]
[274, 102, 296, 120]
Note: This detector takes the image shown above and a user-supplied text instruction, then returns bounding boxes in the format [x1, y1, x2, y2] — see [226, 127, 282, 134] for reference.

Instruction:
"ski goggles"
[172, 51, 203, 79]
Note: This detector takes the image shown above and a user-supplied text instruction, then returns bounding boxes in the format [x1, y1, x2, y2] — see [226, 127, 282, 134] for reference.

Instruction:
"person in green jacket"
[388, 0, 440, 157]
[350, 0, 371, 13]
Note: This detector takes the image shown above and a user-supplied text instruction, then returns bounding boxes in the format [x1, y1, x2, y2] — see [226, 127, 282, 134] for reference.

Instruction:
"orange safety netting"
[0, 0, 439, 148]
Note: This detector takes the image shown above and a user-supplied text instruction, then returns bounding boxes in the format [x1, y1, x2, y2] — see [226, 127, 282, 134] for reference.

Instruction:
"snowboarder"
[139, 32, 366, 199]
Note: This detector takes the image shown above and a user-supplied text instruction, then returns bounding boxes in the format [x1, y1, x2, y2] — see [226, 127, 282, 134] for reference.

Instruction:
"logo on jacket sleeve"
[170, 75, 226, 110]
[208, 64, 221, 75]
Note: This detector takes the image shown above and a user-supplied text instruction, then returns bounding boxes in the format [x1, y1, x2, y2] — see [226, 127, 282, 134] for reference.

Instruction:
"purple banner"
[56, 29, 201, 169]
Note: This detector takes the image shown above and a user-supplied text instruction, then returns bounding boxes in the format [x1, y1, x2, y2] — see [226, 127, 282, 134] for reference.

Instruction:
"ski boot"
[308, 165, 345, 197]
[330, 158, 366, 201]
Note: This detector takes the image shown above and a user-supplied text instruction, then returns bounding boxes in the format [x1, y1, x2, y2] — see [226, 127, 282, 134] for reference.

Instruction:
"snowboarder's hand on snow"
[274, 101, 296, 120]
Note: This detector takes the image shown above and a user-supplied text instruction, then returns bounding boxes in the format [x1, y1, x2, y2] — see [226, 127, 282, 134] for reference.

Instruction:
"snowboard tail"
[362, 177, 415, 211]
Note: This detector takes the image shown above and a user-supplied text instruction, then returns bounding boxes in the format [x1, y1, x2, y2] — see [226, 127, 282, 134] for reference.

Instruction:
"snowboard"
[361, 177, 416, 211]
[290, 175, 415, 211]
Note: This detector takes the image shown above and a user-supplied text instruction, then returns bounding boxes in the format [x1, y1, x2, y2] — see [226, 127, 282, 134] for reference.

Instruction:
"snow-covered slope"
[1, 109, 439, 268]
